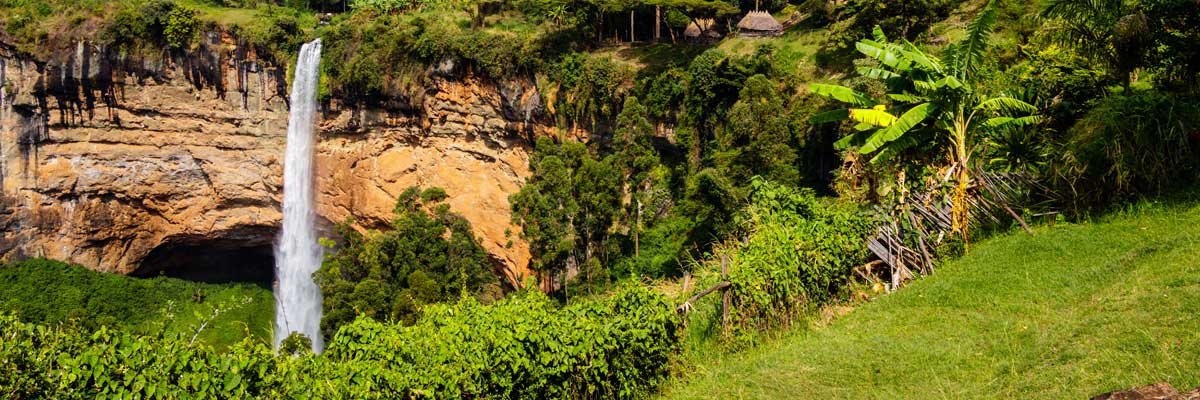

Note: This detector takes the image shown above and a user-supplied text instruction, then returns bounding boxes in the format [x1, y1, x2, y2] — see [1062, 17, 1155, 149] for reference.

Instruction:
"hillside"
[1, 0, 1198, 397]
[665, 202, 1200, 399]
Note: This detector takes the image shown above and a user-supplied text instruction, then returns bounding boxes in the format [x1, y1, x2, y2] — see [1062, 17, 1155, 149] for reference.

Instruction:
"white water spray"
[274, 39, 324, 353]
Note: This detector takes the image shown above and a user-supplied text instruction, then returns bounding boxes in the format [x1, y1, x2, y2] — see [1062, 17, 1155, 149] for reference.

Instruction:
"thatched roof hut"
[736, 11, 783, 37]
[684, 18, 718, 40]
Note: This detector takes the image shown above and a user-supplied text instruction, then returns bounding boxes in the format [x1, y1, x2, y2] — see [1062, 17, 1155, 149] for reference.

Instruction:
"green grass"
[664, 202, 1200, 399]
[0, 259, 274, 349]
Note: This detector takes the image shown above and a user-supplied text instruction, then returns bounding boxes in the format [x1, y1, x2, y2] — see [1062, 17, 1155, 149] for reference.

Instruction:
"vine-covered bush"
[0, 284, 679, 399]
[726, 178, 875, 329]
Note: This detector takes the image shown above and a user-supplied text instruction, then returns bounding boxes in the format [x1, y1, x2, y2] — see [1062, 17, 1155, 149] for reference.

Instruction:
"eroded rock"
[0, 37, 540, 285]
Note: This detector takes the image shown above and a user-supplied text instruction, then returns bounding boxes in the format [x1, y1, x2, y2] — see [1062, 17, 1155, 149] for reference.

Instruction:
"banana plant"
[809, 0, 1041, 249]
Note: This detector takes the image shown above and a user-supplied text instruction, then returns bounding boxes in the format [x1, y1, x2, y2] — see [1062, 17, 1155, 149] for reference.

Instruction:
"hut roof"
[684, 18, 715, 37]
[737, 11, 783, 32]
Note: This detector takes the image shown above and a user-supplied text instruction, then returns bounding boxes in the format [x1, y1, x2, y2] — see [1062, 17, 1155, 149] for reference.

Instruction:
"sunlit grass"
[0, 259, 274, 350]
[663, 202, 1200, 399]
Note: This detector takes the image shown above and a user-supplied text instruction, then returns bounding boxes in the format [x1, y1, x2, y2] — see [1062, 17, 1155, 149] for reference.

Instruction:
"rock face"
[0, 37, 537, 285]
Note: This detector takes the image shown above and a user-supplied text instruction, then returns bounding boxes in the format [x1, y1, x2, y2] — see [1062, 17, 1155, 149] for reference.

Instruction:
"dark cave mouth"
[133, 237, 276, 289]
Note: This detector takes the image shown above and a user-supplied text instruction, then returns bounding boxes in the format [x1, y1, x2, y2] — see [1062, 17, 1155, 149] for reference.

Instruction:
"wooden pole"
[655, 6, 661, 41]
[674, 281, 730, 313]
[630, 10, 636, 43]
[721, 253, 730, 333]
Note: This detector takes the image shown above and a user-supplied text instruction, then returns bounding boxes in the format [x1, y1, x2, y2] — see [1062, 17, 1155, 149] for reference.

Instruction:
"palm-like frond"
[856, 39, 911, 73]
[858, 66, 900, 80]
[810, 84, 878, 107]
[951, 0, 999, 79]
[1040, 0, 1124, 68]
[869, 133, 923, 164]
[887, 93, 928, 104]
[833, 131, 871, 150]
[860, 103, 936, 154]
[849, 108, 898, 128]
[982, 115, 1043, 129]
[974, 97, 1038, 114]
[901, 42, 944, 74]
[809, 109, 850, 124]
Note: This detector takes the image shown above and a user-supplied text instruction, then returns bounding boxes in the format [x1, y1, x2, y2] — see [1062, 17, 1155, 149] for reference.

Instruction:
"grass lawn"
[664, 202, 1200, 399]
[0, 259, 274, 350]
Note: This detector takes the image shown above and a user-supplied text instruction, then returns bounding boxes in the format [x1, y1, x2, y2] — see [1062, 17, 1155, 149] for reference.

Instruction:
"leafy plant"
[164, 4, 198, 48]
[724, 178, 874, 329]
[810, 0, 1041, 247]
[315, 187, 501, 339]
[0, 282, 679, 398]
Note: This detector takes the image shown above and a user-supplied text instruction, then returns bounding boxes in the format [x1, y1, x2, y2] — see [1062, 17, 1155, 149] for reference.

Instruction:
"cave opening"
[133, 235, 276, 289]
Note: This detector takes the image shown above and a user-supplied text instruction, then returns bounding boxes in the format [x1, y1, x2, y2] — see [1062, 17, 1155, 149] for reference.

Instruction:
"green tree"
[810, 1, 1040, 248]
[718, 74, 798, 185]
[511, 138, 623, 294]
[315, 187, 499, 338]
[164, 4, 198, 49]
[614, 96, 660, 256]
[1041, 0, 1152, 90]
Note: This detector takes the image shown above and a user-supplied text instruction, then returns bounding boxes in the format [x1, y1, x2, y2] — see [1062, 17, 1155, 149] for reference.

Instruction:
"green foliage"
[548, 52, 633, 132]
[665, 8, 690, 29]
[235, 4, 309, 59]
[668, 202, 1200, 399]
[0, 283, 679, 398]
[511, 138, 623, 288]
[0, 258, 273, 349]
[1143, 0, 1200, 91]
[811, 12, 1040, 243]
[1041, 0, 1148, 89]
[325, 284, 679, 398]
[278, 332, 314, 356]
[817, 0, 956, 68]
[725, 178, 874, 329]
[717, 74, 799, 185]
[350, 0, 422, 13]
[315, 187, 500, 339]
[1051, 91, 1200, 211]
[164, 4, 199, 48]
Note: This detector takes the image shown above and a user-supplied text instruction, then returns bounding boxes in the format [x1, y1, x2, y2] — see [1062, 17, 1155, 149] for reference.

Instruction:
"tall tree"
[511, 138, 622, 293]
[614, 96, 660, 256]
[719, 74, 799, 185]
[315, 187, 499, 338]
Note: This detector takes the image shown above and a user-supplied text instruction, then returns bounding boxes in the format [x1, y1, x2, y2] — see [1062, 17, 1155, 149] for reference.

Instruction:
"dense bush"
[0, 258, 273, 349]
[726, 178, 875, 329]
[547, 52, 633, 132]
[1051, 91, 1200, 211]
[315, 186, 501, 339]
[0, 284, 679, 399]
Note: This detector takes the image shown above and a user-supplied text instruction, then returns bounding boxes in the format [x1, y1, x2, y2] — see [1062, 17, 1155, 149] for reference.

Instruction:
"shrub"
[726, 178, 875, 329]
[0, 258, 273, 349]
[1052, 91, 1200, 212]
[164, 4, 198, 48]
[315, 187, 501, 339]
[0, 284, 679, 398]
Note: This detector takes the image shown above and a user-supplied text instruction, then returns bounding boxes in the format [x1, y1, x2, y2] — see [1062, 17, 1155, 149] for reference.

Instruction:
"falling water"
[274, 39, 324, 353]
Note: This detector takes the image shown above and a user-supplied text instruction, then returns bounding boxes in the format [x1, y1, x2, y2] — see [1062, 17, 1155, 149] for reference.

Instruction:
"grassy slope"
[0, 259, 274, 349]
[664, 203, 1200, 399]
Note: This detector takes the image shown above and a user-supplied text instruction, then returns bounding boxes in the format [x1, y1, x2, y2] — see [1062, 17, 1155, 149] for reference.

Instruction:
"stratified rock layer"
[0, 39, 536, 284]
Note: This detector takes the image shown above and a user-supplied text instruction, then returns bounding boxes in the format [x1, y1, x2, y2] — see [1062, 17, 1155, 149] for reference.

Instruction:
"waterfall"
[274, 39, 324, 353]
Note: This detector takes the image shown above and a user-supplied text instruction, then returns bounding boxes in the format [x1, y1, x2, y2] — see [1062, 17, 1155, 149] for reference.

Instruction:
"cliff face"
[0, 37, 536, 285]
